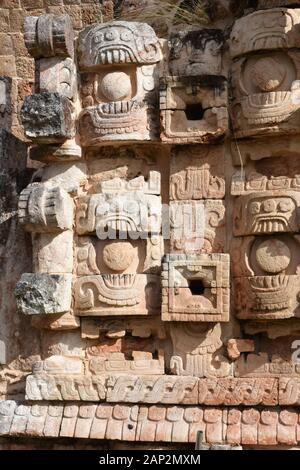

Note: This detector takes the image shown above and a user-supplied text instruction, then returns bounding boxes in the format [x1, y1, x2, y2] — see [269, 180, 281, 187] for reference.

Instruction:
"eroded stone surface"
[4, 5, 300, 449]
[21, 93, 75, 143]
[15, 274, 72, 315]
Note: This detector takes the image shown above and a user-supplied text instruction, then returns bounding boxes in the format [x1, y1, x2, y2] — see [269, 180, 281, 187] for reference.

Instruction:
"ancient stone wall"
[1, 0, 300, 450]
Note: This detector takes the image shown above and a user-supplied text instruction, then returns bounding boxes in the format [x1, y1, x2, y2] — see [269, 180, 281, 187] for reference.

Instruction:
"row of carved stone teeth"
[248, 91, 290, 106]
[100, 101, 134, 114]
[252, 37, 287, 52]
[102, 274, 136, 288]
[96, 126, 139, 135]
[250, 274, 289, 289]
[254, 220, 288, 233]
[98, 48, 134, 65]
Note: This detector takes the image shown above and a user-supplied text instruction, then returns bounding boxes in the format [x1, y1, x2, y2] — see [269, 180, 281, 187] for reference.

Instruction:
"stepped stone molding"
[1, 401, 300, 445]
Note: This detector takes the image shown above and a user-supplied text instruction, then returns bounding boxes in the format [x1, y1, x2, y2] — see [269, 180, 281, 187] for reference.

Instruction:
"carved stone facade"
[2, 0, 300, 450]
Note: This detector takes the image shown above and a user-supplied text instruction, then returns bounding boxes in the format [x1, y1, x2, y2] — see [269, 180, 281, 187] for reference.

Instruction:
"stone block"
[74, 273, 161, 317]
[169, 29, 225, 77]
[106, 376, 198, 404]
[18, 183, 73, 233]
[33, 231, 73, 274]
[170, 200, 226, 253]
[226, 339, 255, 360]
[29, 140, 82, 162]
[169, 322, 231, 378]
[37, 57, 77, 99]
[15, 273, 72, 315]
[24, 14, 74, 59]
[198, 378, 278, 406]
[160, 76, 228, 144]
[170, 146, 225, 201]
[230, 8, 300, 59]
[162, 254, 230, 322]
[21, 92, 75, 143]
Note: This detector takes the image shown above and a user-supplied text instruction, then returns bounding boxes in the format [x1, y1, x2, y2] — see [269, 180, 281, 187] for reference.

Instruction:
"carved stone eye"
[262, 199, 276, 213]
[256, 238, 291, 273]
[251, 56, 286, 92]
[278, 199, 293, 212]
[125, 201, 139, 214]
[105, 31, 117, 41]
[94, 33, 103, 44]
[249, 201, 260, 214]
[96, 202, 109, 215]
[121, 31, 133, 42]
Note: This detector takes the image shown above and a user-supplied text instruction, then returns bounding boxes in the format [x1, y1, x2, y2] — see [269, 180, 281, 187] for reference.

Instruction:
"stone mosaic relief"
[2, 3, 300, 447]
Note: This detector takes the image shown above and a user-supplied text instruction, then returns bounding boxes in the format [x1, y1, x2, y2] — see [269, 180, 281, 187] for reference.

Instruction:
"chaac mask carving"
[229, 8, 300, 138]
[231, 156, 300, 320]
[78, 21, 163, 145]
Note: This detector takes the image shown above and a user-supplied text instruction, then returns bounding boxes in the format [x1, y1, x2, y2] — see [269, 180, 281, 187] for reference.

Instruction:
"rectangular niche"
[161, 253, 230, 322]
[160, 76, 228, 144]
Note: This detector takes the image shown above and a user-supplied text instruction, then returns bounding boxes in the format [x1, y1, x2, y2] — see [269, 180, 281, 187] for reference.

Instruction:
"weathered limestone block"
[21, 93, 75, 143]
[31, 312, 80, 331]
[231, 157, 300, 195]
[244, 319, 300, 339]
[9, 405, 31, 436]
[231, 135, 300, 166]
[169, 323, 231, 378]
[33, 231, 73, 274]
[18, 183, 73, 233]
[230, 8, 300, 59]
[30, 140, 82, 163]
[170, 146, 225, 200]
[230, 9, 300, 138]
[74, 273, 161, 316]
[162, 254, 230, 322]
[37, 57, 77, 99]
[43, 406, 64, 438]
[226, 339, 255, 360]
[33, 356, 83, 375]
[279, 377, 300, 405]
[78, 21, 162, 145]
[26, 374, 106, 401]
[98, 171, 161, 195]
[88, 351, 164, 376]
[170, 200, 226, 253]
[198, 378, 279, 406]
[0, 78, 13, 130]
[160, 76, 228, 144]
[40, 162, 87, 194]
[0, 401, 17, 435]
[76, 193, 162, 237]
[24, 14, 74, 59]
[15, 273, 72, 315]
[81, 317, 166, 340]
[168, 29, 225, 77]
[235, 352, 300, 377]
[235, 275, 300, 320]
[106, 376, 198, 404]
